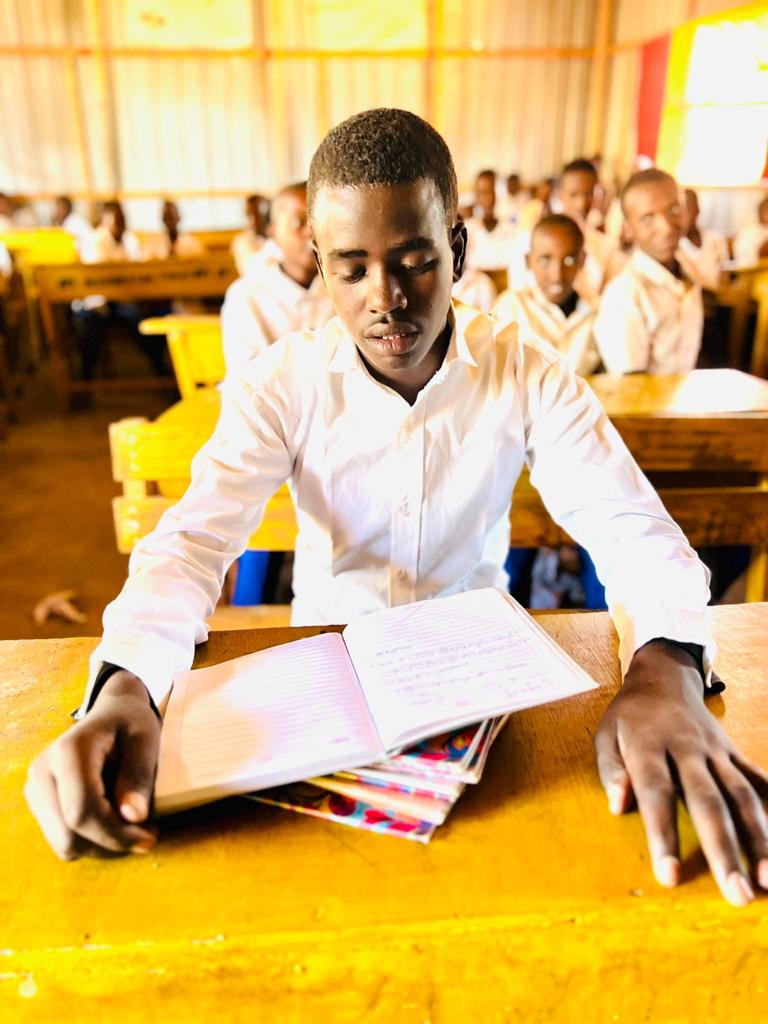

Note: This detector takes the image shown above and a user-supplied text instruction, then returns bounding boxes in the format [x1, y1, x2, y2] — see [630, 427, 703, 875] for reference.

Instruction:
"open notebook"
[154, 588, 597, 813]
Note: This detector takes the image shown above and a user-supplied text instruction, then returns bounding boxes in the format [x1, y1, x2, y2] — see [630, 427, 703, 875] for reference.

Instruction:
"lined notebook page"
[342, 589, 597, 750]
[154, 632, 382, 813]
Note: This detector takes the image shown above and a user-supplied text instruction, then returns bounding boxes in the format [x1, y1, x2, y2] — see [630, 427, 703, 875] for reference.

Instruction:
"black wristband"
[645, 638, 725, 697]
[70, 662, 162, 721]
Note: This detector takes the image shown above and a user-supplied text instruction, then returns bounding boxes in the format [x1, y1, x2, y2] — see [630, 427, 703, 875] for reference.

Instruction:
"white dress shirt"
[221, 251, 334, 381]
[86, 303, 714, 711]
[80, 226, 143, 264]
[61, 211, 93, 252]
[464, 217, 520, 271]
[594, 248, 703, 375]
[493, 284, 600, 376]
[732, 223, 768, 267]
[452, 268, 497, 313]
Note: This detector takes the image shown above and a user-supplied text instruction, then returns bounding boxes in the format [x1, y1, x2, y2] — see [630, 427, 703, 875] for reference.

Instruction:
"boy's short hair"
[308, 108, 458, 228]
[561, 158, 598, 180]
[532, 213, 584, 251]
[621, 168, 677, 214]
[476, 168, 496, 180]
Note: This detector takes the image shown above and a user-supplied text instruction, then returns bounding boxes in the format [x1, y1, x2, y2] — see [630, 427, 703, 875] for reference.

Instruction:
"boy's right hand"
[24, 670, 161, 859]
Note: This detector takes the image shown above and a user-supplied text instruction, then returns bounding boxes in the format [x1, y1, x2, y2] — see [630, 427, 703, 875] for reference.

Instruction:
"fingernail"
[607, 784, 623, 815]
[756, 859, 768, 891]
[120, 794, 148, 823]
[131, 839, 155, 854]
[654, 855, 680, 888]
[724, 872, 753, 907]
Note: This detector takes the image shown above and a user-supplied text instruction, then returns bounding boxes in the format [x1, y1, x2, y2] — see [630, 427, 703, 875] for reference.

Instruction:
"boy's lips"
[364, 322, 420, 355]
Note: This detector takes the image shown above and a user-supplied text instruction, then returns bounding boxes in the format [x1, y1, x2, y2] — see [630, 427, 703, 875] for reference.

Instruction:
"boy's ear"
[450, 221, 467, 282]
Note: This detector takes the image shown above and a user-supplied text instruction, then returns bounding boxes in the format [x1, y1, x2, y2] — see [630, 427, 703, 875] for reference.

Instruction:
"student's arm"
[26, 353, 301, 856]
[593, 277, 650, 374]
[523, 354, 767, 905]
[221, 278, 270, 382]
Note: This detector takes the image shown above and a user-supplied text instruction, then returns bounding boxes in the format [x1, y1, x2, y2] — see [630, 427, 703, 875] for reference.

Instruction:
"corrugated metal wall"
[0, 0, 757, 227]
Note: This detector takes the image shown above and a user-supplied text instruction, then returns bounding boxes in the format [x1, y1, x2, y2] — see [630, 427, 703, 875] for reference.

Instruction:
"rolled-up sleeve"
[523, 354, 715, 678]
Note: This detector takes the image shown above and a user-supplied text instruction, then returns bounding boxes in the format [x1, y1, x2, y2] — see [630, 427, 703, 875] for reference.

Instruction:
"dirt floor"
[0, 367, 171, 641]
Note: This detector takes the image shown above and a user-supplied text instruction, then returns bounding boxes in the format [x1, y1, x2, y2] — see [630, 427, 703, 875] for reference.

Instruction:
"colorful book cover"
[248, 781, 437, 843]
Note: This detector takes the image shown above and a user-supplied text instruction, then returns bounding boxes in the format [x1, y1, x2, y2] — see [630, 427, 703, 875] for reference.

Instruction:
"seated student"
[231, 193, 270, 275]
[451, 267, 496, 313]
[221, 181, 333, 381]
[677, 188, 728, 292]
[518, 177, 553, 231]
[26, 109, 766, 909]
[556, 158, 623, 303]
[0, 193, 18, 230]
[497, 172, 527, 226]
[0, 240, 11, 278]
[594, 169, 704, 375]
[141, 200, 206, 260]
[75, 201, 166, 379]
[464, 169, 518, 273]
[493, 214, 600, 377]
[51, 195, 92, 253]
[733, 196, 768, 267]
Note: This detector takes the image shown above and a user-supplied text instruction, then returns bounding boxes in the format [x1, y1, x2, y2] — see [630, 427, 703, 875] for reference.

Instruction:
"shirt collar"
[528, 282, 593, 320]
[630, 247, 690, 293]
[328, 300, 484, 375]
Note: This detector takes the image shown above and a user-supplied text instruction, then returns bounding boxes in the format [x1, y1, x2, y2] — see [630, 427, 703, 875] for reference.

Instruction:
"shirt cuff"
[642, 638, 726, 697]
[72, 661, 162, 721]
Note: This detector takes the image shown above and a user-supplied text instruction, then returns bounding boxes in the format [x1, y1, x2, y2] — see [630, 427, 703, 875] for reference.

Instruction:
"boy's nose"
[368, 271, 407, 313]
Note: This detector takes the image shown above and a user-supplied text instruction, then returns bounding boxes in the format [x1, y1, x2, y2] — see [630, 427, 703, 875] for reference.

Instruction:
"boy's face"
[624, 178, 683, 266]
[312, 179, 464, 394]
[559, 170, 596, 221]
[270, 188, 316, 280]
[474, 174, 496, 217]
[527, 225, 584, 304]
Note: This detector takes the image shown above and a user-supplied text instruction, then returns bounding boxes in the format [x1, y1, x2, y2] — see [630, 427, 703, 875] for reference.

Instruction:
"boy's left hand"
[594, 640, 768, 906]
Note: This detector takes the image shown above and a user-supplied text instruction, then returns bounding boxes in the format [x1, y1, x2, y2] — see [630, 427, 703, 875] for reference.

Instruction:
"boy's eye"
[401, 258, 438, 275]
[641, 214, 654, 225]
[338, 267, 365, 283]
[564, 255, 575, 267]
[670, 204, 681, 216]
[536, 255, 551, 265]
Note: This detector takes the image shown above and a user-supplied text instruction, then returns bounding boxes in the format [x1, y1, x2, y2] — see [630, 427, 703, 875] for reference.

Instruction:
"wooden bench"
[109, 371, 768, 601]
[34, 256, 238, 408]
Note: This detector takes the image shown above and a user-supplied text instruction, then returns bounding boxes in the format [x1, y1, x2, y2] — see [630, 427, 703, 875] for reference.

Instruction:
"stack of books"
[249, 716, 508, 843]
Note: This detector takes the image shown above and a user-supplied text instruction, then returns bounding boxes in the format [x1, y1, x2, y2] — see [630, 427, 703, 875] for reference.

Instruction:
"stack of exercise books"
[153, 588, 598, 842]
[249, 715, 508, 843]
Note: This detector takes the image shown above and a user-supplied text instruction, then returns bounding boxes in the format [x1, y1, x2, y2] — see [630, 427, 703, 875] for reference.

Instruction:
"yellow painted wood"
[2, 605, 767, 1021]
[0, 230, 78, 265]
[139, 315, 224, 397]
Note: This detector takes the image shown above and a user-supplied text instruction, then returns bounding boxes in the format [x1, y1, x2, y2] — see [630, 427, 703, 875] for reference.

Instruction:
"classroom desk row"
[2, 603, 766, 1022]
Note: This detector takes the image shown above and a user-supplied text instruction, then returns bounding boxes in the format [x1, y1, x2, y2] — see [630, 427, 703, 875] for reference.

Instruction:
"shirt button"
[395, 568, 407, 582]
[399, 499, 410, 516]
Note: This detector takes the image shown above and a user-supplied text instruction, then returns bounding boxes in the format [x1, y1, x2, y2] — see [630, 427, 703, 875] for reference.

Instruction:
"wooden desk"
[33, 256, 237, 407]
[112, 370, 768, 596]
[2, 604, 766, 1021]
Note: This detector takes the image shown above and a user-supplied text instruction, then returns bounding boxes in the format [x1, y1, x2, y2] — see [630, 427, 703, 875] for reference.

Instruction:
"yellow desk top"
[2, 604, 767, 1021]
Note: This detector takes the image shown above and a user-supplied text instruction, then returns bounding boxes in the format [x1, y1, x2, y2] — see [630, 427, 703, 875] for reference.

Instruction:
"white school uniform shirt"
[77, 226, 143, 311]
[732, 223, 768, 267]
[451, 268, 496, 313]
[464, 217, 519, 271]
[231, 229, 266, 276]
[85, 303, 714, 711]
[493, 283, 600, 376]
[60, 211, 93, 251]
[677, 231, 728, 292]
[221, 250, 334, 381]
[593, 248, 703, 376]
[576, 225, 618, 303]
[0, 241, 11, 277]
[141, 232, 206, 260]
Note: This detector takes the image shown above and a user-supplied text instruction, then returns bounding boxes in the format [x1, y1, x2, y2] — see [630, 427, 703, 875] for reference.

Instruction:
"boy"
[556, 158, 621, 303]
[464, 169, 518, 272]
[141, 200, 205, 260]
[231, 193, 270, 275]
[50, 195, 92, 253]
[678, 188, 727, 292]
[594, 169, 704, 375]
[493, 214, 600, 376]
[221, 182, 333, 381]
[26, 110, 765, 908]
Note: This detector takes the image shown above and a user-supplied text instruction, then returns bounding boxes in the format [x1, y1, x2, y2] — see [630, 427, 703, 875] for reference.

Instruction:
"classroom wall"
[0, 0, 759, 231]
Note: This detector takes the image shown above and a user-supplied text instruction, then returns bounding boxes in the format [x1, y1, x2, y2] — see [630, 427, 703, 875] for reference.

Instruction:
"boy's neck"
[554, 290, 579, 318]
[361, 321, 451, 407]
[638, 247, 679, 274]
[280, 260, 315, 290]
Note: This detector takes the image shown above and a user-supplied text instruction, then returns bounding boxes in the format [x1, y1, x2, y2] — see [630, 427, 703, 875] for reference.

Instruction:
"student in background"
[142, 200, 206, 260]
[221, 182, 332, 381]
[557, 158, 622, 303]
[0, 194, 17, 230]
[75, 201, 166, 380]
[518, 177, 553, 231]
[733, 196, 768, 267]
[678, 188, 728, 292]
[51, 196, 92, 252]
[594, 169, 703, 375]
[494, 214, 600, 377]
[497, 172, 527, 225]
[26, 109, 766, 910]
[232, 193, 270, 275]
[464, 169, 518, 273]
